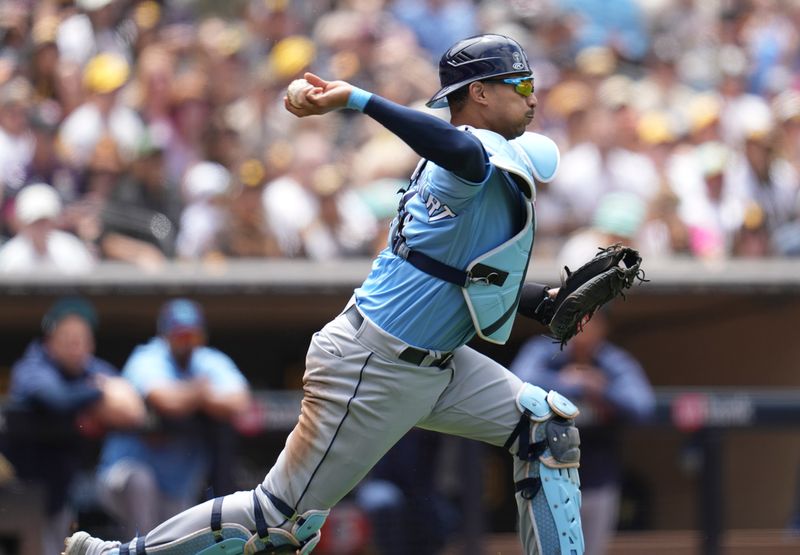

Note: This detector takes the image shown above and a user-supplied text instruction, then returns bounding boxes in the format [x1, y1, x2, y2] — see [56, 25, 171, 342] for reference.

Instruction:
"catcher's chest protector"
[389, 128, 558, 345]
[460, 128, 558, 344]
[461, 199, 534, 344]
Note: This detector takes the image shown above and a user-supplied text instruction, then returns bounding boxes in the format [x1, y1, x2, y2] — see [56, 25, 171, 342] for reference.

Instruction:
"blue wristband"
[346, 87, 372, 112]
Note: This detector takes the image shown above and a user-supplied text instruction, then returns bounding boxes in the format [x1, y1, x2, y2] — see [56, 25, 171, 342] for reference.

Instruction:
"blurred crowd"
[1, 0, 800, 275]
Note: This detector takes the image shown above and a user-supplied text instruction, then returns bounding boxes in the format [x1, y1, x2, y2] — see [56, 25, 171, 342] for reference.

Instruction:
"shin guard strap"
[261, 485, 297, 521]
[505, 413, 548, 461]
[252, 490, 269, 538]
[119, 537, 145, 555]
[504, 412, 531, 459]
[211, 497, 224, 542]
[525, 439, 547, 461]
[514, 477, 542, 500]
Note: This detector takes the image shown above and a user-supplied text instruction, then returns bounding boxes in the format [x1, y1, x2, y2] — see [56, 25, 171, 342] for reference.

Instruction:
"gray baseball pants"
[141, 303, 543, 553]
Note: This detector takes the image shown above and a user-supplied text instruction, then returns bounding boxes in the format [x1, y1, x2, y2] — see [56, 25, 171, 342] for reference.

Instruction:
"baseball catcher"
[64, 33, 648, 555]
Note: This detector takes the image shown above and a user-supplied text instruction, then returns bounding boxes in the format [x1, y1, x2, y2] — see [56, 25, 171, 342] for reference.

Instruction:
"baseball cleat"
[63, 532, 90, 555]
[63, 531, 121, 555]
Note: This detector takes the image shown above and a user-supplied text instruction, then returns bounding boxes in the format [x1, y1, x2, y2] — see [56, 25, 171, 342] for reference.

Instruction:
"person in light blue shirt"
[391, 0, 478, 60]
[96, 298, 251, 538]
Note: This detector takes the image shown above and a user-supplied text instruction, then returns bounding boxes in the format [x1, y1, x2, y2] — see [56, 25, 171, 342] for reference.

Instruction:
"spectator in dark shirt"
[4, 297, 145, 555]
[509, 309, 655, 555]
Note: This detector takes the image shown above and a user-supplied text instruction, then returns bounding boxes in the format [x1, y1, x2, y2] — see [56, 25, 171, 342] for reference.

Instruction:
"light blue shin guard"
[192, 513, 325, 555]
[194, 527, 320, 555]
[133, 490, 327, 555]
[135, 527, 252, 555]
[507, 383, 585, 555]
[192, 524, 323, 555]
[196, 538, 247, 555]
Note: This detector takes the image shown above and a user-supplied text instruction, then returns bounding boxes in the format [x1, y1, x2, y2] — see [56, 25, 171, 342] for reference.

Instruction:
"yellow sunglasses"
[485, 76, 535, 97]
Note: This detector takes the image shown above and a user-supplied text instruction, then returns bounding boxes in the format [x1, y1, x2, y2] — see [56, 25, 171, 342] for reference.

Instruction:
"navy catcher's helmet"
[426, 34, 531, 109]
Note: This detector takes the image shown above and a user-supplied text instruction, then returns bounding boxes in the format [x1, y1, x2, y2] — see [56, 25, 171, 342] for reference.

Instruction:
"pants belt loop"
[343, 304, 364, 331]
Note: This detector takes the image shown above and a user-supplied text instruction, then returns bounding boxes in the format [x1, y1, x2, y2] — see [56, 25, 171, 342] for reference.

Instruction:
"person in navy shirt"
[5, 297, 145, 555]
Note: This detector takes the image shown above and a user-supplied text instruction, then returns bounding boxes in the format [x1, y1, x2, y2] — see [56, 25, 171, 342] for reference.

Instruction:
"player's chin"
[523, 112, 535, 126]
[511, 122, 531, 138]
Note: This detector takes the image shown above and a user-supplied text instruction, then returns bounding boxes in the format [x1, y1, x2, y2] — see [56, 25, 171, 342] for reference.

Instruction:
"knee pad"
[505, 383, 584, 555]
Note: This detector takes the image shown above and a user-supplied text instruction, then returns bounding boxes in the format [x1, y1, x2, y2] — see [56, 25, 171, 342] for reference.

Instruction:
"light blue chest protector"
[390, 129, 560, 345]
[464, 129, 558, 344]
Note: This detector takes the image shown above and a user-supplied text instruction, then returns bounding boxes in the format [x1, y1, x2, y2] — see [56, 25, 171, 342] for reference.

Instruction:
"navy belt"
[344, 305, 453, 368]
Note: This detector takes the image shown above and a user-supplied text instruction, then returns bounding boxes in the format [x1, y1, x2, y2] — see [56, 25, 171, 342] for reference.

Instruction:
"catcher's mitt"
[539, 244, 646, 346]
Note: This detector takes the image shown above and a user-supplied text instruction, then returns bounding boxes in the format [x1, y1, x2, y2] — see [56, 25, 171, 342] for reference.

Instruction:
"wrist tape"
[346, 87, 372, 111]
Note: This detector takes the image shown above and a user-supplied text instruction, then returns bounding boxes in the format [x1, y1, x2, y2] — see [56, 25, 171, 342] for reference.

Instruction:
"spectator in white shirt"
[0, 183, 96, 274]
[175, 161, 232, 260]
[551, 105, 659, 229]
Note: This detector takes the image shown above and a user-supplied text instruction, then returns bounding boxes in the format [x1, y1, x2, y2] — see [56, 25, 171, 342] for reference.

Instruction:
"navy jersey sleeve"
[508, 338, 584, 397]
[363, 95, 488, 183]
[597, 346, 656, 422]
[11, 358, 102, 413]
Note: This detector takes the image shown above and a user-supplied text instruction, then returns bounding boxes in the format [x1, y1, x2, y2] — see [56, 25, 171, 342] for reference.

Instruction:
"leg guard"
[195, 528, 319, 555]
[505, 383, 584, 555]
[200, 491, 327, 555]
[196, 539, 246, 555]
[120, 489, 327, 555]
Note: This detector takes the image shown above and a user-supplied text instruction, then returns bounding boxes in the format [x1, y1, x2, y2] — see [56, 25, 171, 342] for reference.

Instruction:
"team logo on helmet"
[512, 52, 524, 70]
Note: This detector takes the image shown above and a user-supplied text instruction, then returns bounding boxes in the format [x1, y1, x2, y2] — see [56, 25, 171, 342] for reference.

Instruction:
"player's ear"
[468, 81, 490, 106]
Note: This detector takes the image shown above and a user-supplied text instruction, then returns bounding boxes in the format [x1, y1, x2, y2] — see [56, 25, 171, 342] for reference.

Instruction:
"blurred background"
[0, 0, 800, 554]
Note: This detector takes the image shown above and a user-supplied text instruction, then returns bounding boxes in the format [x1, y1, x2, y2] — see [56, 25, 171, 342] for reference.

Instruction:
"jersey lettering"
[421, 188, 456, 222]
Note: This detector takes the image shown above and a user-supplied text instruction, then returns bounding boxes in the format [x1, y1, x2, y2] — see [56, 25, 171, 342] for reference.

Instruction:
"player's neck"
[451, 108, 480, 128]
[450, 109, 506, 138]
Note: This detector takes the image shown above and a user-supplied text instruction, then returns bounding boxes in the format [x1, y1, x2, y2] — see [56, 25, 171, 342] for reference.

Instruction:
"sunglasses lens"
[514, 80, 533, 96]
